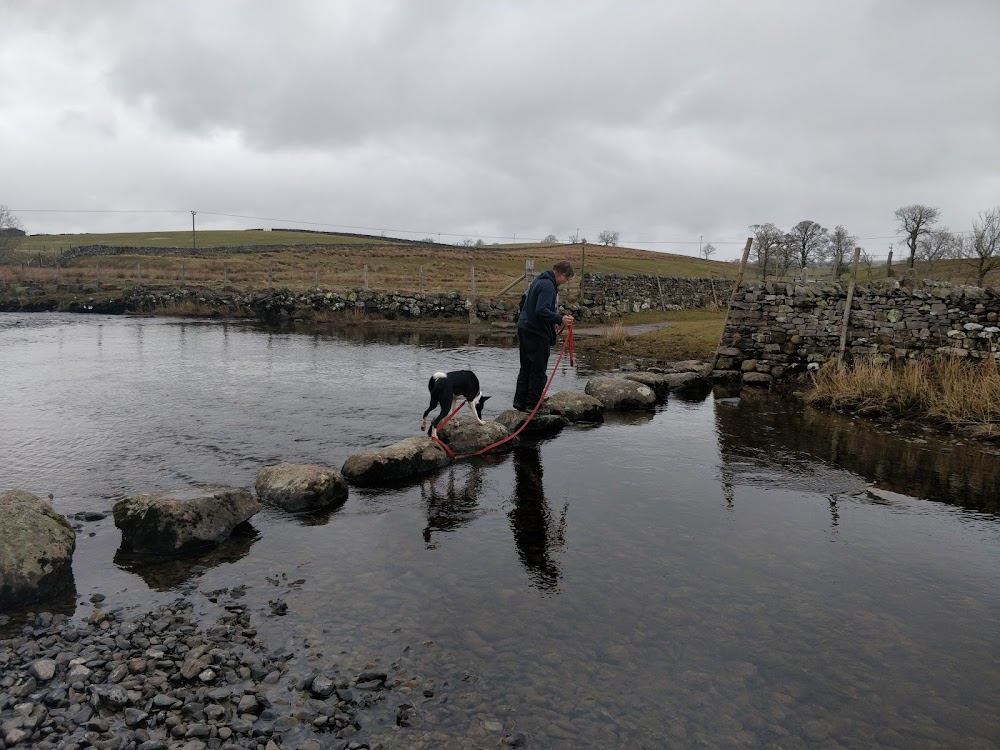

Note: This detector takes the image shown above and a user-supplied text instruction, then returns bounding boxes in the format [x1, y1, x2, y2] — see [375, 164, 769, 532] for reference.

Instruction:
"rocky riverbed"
[0, 584, 529, 750]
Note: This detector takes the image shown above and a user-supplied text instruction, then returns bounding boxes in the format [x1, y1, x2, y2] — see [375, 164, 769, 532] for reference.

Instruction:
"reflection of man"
[508, 446, 566, 591]
[513, 261, 575, 412]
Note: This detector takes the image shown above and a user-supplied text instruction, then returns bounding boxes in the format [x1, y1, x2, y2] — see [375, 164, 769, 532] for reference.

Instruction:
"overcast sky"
[2, 1, 998, 260]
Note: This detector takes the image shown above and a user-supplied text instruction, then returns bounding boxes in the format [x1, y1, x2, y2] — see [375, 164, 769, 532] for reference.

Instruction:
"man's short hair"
[553, 260, 574, 278]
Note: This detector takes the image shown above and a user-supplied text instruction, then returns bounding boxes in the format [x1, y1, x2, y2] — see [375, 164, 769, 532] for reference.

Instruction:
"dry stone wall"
[714, 279, 1000, 386]
[583, 273, 731, 314]
[26, 274, 729, 321]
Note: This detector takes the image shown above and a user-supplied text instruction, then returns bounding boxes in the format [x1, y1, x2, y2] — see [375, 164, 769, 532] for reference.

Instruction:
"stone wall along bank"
[714, 279, 1000, 386]
[2, 274, 731, 321]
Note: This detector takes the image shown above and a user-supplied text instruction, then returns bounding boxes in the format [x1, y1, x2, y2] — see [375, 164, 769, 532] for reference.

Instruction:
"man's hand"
[562, 314, 574, 326]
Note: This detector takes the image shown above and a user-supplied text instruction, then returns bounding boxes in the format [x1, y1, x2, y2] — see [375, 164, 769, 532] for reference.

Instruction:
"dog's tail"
[428, 372, 446, 390]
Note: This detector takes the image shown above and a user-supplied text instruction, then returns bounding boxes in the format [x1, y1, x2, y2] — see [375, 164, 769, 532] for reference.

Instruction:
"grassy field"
[18, 229, 397, 254]
[574, 309, 727, 363]
[3, 230, 737, 297]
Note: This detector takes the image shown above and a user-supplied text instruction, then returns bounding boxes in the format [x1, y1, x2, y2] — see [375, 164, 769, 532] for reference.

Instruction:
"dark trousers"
[514, 330, 552, 410]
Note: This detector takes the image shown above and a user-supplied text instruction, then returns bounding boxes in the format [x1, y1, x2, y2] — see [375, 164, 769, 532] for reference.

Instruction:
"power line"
[8, 206, 977, 251]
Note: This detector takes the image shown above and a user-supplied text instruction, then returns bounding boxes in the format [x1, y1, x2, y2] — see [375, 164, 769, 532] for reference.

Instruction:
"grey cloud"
[2, 0, 998, 256]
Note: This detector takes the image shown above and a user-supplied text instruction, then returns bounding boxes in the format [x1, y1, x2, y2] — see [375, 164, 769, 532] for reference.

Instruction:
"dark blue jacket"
[517, 270, 564, 345]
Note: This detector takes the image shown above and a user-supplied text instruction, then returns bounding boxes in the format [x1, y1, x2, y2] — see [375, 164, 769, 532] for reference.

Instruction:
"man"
[513, 260, 575, 412]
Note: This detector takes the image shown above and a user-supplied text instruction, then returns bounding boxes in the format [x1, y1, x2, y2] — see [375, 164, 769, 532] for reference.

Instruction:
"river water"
[1, 312, 998, 749]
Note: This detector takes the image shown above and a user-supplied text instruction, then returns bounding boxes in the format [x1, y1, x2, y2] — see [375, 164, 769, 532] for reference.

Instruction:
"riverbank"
[802, 355, 1000, 441]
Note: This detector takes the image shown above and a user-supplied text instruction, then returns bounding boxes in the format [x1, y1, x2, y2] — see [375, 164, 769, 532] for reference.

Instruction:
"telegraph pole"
[191, 211, 197, 250]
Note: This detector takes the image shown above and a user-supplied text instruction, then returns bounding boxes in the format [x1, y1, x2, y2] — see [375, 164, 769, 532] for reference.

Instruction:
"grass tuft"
[805, 354, 1000, 433]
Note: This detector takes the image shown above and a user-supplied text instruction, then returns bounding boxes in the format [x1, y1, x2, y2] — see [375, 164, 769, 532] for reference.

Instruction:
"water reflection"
[508, 446, 568, 593]
[715, 391, 1000, 515]
[113, 522, 260, 590]
[421, 464, 487, 545]
[291, 497, 348, 526]
[246, 319, 519, 350]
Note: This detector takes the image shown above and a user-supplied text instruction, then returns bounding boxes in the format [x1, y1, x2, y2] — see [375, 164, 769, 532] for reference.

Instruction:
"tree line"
[749, 204, 1000, 286]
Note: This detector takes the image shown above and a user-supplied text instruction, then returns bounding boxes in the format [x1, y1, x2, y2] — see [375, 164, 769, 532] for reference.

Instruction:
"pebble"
[0, 597, 395, 749]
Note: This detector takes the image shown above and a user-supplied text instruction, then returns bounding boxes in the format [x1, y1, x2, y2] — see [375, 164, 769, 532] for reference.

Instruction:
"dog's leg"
[467, 394, 485, 424]
[421, 399, 436, 433]
[430, 400, 452, 438]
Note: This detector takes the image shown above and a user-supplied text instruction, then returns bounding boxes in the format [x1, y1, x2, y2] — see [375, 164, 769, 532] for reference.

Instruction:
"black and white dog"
[421, 370, 491, 438]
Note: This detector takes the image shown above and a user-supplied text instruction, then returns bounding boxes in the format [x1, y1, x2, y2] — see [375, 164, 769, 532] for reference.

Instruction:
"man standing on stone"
[514, 260, 575, 412]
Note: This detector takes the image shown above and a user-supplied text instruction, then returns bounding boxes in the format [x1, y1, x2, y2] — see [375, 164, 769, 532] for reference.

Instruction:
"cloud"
[3, 0, 999, 258]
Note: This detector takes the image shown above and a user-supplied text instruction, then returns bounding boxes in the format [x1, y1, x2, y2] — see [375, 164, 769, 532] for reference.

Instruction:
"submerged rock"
[255, 462, 349, 513]
[341, 436, 450, 487]
[0, 489, 76, 608]
[584, 377, 657, 410]
[543, 390, 605, 423]
[113, 486, 260, 554]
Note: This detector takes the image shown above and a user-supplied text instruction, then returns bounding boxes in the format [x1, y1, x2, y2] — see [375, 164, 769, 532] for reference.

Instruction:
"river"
[1, 312, 998, 749]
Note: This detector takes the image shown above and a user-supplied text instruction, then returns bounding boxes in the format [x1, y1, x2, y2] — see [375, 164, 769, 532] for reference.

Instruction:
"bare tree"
[827, 226, 856, 277]
[701, 242, 717, 260]
[568, 231, 580, 243]
[750, 223, 784, 280]
[598, 229, 620, 246]
[894, 204, 940, 269]
[860, 249, 876, 279]
[787, 220, 828, 270]
[916, 228, 959, 273]
[964, 207, 1000, 286]
[0, 204, 25, 262]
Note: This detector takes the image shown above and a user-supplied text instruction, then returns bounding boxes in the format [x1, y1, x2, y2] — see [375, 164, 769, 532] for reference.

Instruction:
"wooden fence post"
[885, 249, 894, 278]
[838, 247, 862, 364]
[267, 262, 273, 290]
[471, 266, 476, 295]
[363, 264, 368, 290]
[709, 237, 753, 371]
[96, 264, 101, 290]
[419, 265, 424, 294]
[524, 259, 535, 291]
[313, 267, 319, 288]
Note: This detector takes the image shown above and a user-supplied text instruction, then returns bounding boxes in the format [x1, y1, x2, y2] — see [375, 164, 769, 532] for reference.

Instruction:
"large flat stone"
[436, 416, 514, 455]
[255, 463, 348, 513]
[584, 377, 657, 410]
[341, 436, 450, 487]
[543, 390, 605, 423]
[113, 486, 260, 554]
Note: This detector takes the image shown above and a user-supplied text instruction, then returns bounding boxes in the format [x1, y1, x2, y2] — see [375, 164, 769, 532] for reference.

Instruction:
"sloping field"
[9, 231, 736, 296]
[20, 229, 408, 255]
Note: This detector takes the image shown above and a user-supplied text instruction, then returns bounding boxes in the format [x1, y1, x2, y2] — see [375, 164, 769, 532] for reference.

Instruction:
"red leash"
[431, 324, 574, 460]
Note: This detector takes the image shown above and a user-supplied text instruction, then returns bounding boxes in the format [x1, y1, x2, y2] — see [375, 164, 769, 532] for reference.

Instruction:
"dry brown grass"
[805, 355, 1000, 433]
[3, 233, 736, 300]
[603, 321, 629, 345]
[574, 309, 726, 363]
